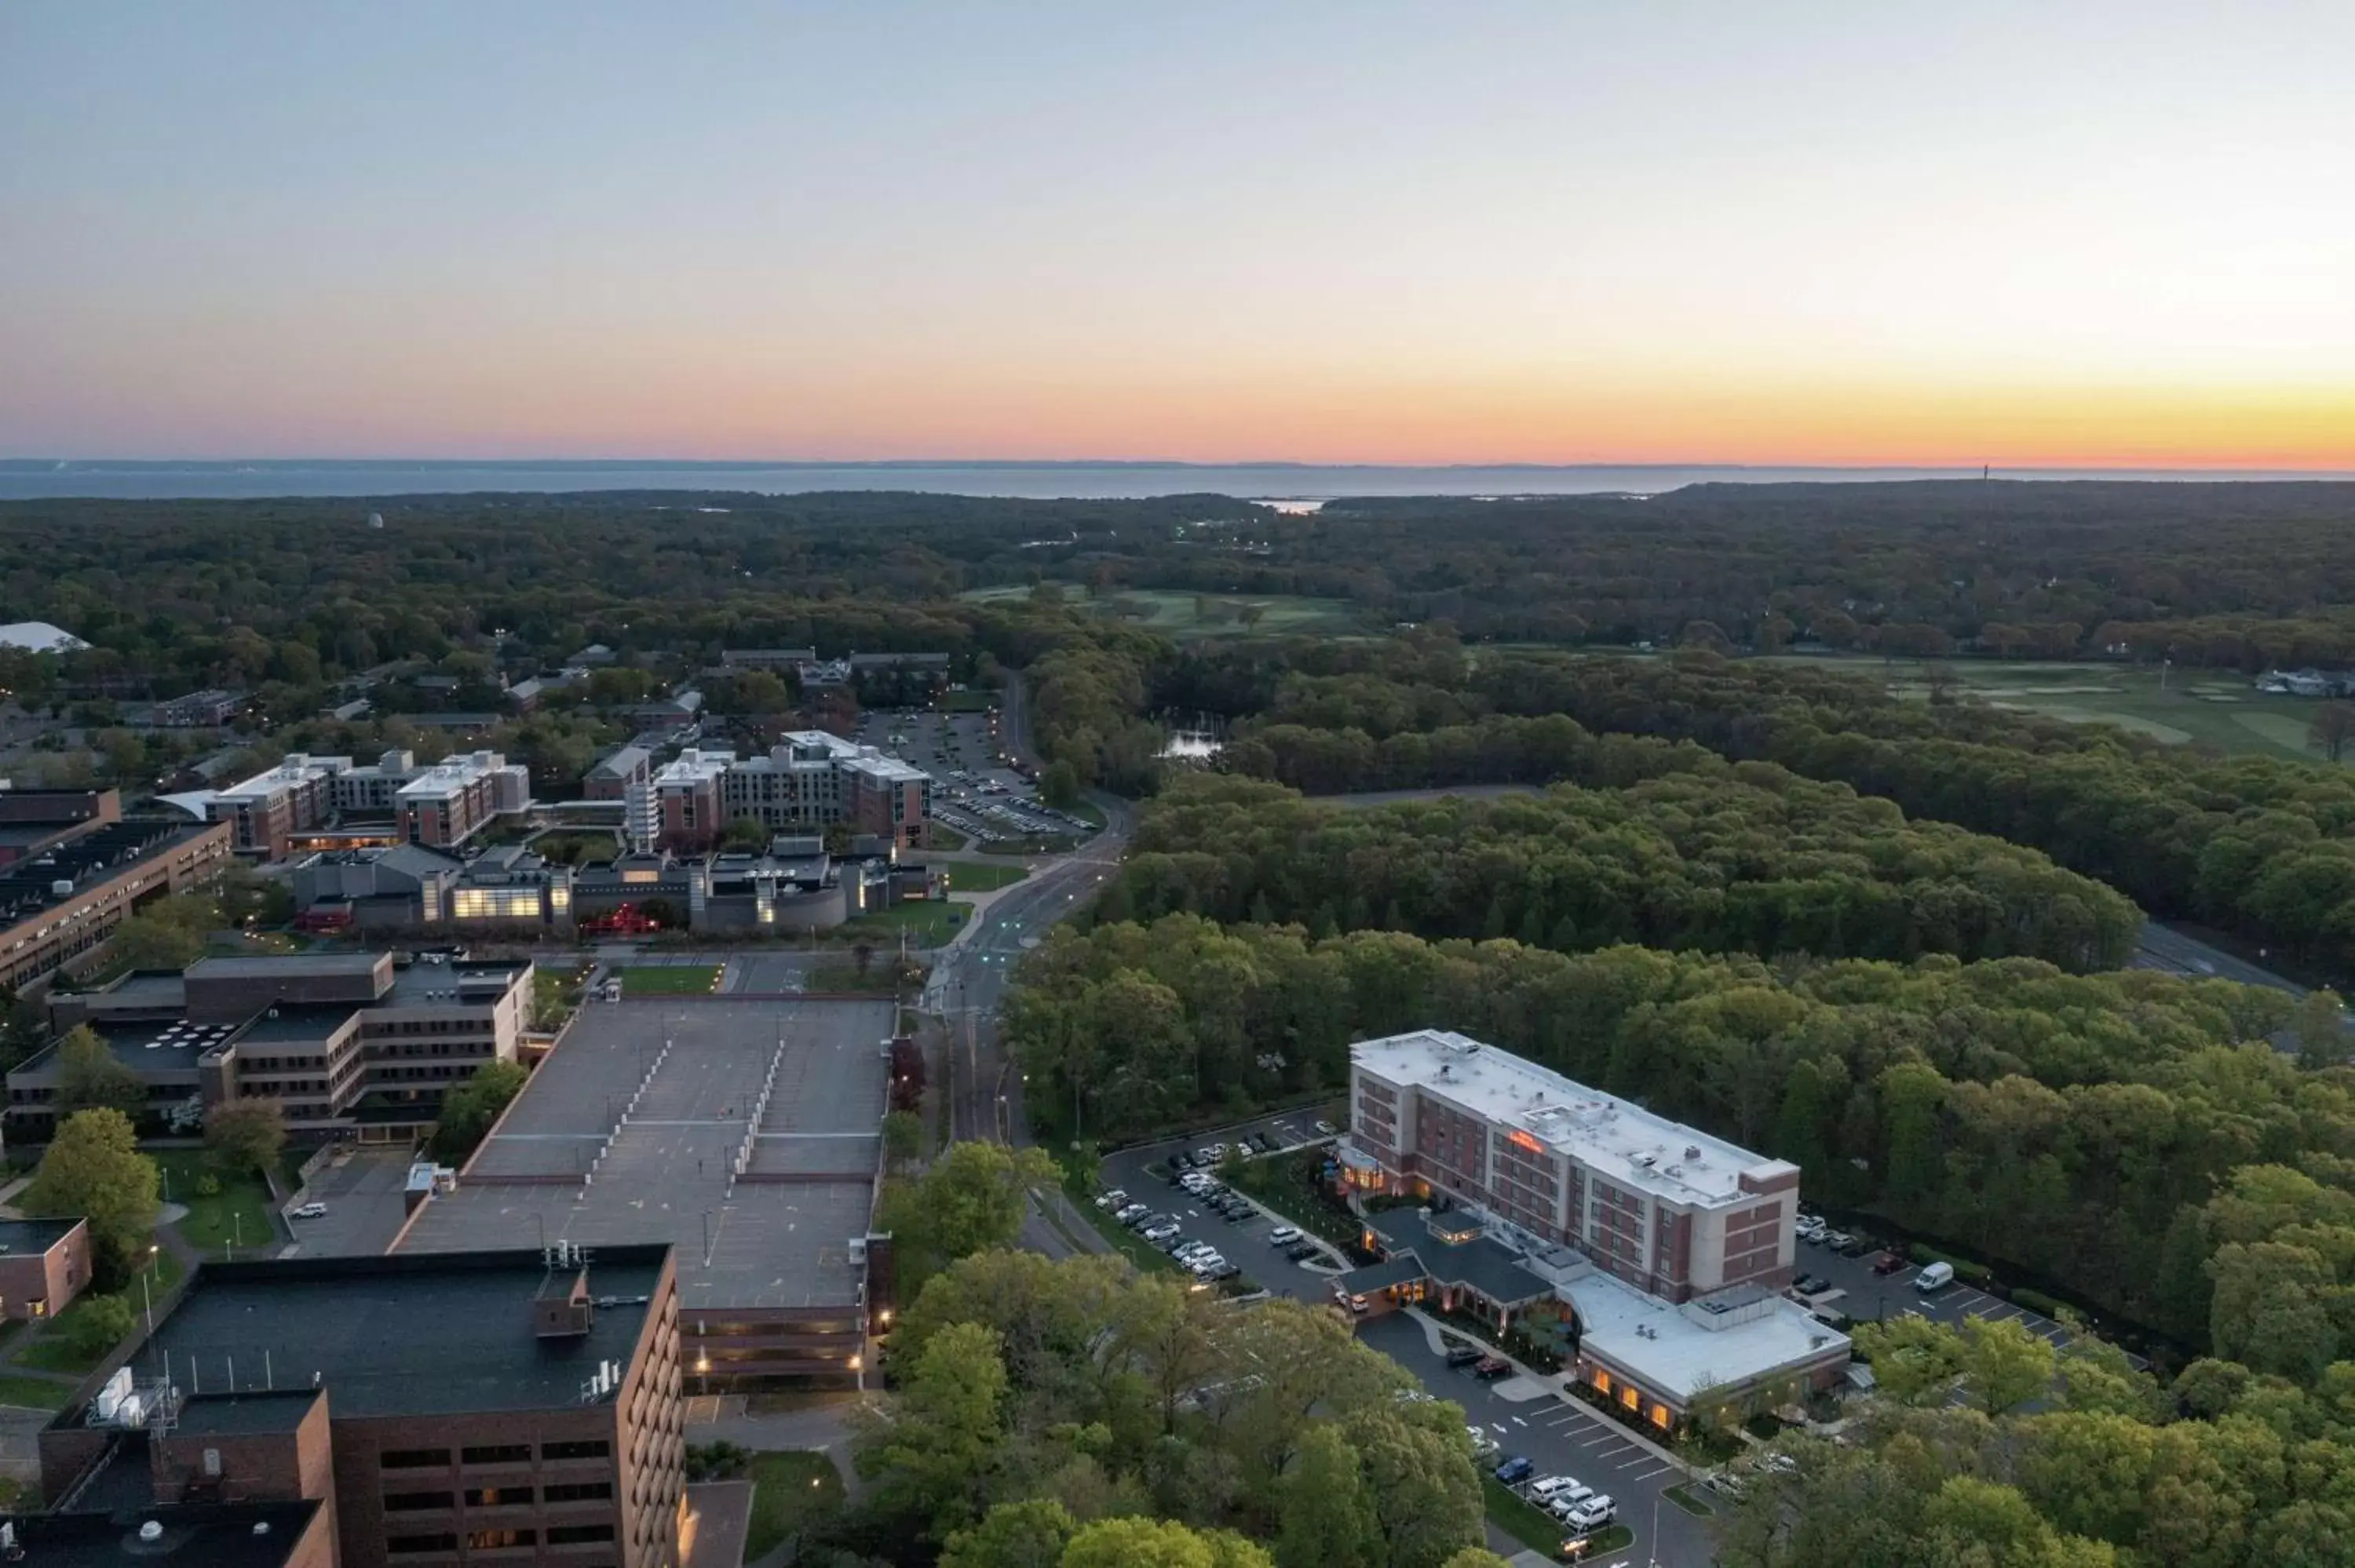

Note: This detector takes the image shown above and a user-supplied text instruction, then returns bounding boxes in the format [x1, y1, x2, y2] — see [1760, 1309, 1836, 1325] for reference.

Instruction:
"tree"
[882, 1109, 924, 1171]
[721, 815, 772, 853]
[54, 1026, 148, 1118]
[430, 1058, 528, 1162]
[882, 1143, 1058, 1282]
[204, 1099, 288, 1176]
[106, 911, 206, 973]
[2290, 988, 2350, 1070]
[1958, 1314, 2059, 1417]
[2309, 702, 2355, 764]
[1852, 1315, 1964, 1407]
[67, 1293, 137, 1359]
[854, 1322, 1010, 1543]
[1057, 1519, 1273, 1568]
[1276, 1424, 1380, 1568]
[1343, 1402, 1485, 1568]
[1039, 760, 1081, 810]
[25, 1108, 159, 1284]
[941, 1500, 1075, 1568]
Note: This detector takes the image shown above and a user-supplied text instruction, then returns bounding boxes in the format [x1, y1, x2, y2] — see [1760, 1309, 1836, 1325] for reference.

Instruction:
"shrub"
[1907, 1242, 1993, 1286]
[67, 1293, 137, 1360]
[2010, 1288, 2065, 1317]
[194, 1172, 221, 1198]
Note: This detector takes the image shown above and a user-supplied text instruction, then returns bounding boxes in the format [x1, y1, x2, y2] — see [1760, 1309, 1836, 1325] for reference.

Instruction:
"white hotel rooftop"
[1351, 1030, 1793, 1209]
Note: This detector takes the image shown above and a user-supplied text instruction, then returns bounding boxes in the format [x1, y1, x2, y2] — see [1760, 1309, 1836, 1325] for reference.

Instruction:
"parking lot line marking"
[1627, 1464, 1672, 1482]
[1510, 1416, 1528, 1427]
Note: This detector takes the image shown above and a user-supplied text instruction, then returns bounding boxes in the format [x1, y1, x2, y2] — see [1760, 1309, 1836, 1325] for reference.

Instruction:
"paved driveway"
[281, 1147, 418, 1256]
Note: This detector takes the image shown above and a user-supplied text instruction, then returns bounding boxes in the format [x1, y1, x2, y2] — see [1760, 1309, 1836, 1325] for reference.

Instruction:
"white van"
[1915, 1261, 1955, 1293]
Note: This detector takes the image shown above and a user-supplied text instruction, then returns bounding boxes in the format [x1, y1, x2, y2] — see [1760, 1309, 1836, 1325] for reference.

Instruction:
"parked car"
[1528, 1475, 1581, 1501]
[1268, 1225, 1300, 1245]
[1170, 1151, 1194, 1171]
[1285, 1240, 1324, 1261]
[1467, 1424, 1499, 1457]
[1202, 1262, 1240, 1282]
[1473, 1355, 1513, 1380]
[1838, 1235, 1877, 1258]
[1795, 1217, 1829, 1243]
[1547, 1489, 1597, 1521]
[1791, 1273, 1829, 1296]
[1143, 1221, 1182, 1242]
[1195, 1147, 1216, 1165]
[1095, 1188, 1126, 1209]
[1562, 1496, 1616, 1533]
[1821, 1229, 1854, 1250]
[1172, 1242, 1214, 1262]
[291, 1202, 328, 1220]
[1444, 1344, 1484, 1368]
[1114, 1203, 1149, 1224]
[1493, 1456, 1534, 1485]
[1871, 1250, 1908, 1276]
[1314, 1120, 1337, 1136]
[1915, 1261, 1956, 1293]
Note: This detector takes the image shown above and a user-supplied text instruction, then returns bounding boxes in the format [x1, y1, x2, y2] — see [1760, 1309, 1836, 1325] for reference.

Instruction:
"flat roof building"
[1347, 1030, 1798, 1304]
[717, 735, 930, 851]
[394, 999, 895, 1387]
[11, 954, 531, 1141]
[0, 1215, 94, 1321]
[37, 1246, 685, 1568]
[0, 815, 233, 994]
[1339, 1030, 1842, 1435]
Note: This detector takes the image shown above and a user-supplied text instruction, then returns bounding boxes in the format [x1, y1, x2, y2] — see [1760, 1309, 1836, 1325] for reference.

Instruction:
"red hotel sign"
[1506, 1129, 1545, 1155]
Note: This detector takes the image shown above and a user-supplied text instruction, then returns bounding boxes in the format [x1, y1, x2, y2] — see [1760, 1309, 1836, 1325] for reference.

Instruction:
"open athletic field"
[1769, 655, 2343, 763]
[962, 585, 1362, 640]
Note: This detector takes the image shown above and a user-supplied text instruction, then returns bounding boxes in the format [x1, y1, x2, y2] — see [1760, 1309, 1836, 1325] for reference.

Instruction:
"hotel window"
[461, 1444, 533, 1466]
[387, 1537, 458, 1555]
[466, 1530, 535, 1551]
[1650, 1402, 1672, 1428]
[384, 1493, 453, 1512]
[1620, 1385, 1639, 1411]
[382, 1449, 451, 1469]
[466, 1486, 534, 1507]
[547, 1526, 617, 1545]
[451, 887, 542, 921]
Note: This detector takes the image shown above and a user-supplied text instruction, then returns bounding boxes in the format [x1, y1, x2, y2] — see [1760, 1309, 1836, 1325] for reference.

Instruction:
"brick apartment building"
[1345, 1030, 1798, 1304]
[714, 734, 931, 849]
[0, 802, 234, 993]
[8, 953, 530, 1141]
[38, 1246, 685, 1568]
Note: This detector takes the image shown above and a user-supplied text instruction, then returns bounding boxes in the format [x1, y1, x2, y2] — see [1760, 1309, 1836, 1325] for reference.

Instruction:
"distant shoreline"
[3, 458, 2351, 502]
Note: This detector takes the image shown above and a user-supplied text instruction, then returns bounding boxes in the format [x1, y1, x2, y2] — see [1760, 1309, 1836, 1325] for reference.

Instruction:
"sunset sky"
[4, 2, 2352, 467]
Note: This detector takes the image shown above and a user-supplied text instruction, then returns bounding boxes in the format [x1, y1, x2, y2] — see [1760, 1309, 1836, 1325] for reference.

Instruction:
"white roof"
[1352, 1030, 1795, 1208]
[0, 622, 87, 654]
[1569, 1268, 1849, 1403]
[652, 747, 736, 787]
[395, 749, 522, 802]
[212, 753, 354, 803]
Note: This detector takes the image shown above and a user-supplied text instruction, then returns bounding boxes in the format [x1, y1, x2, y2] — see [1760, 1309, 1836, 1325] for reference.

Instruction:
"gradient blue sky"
[4, 2, 2352, 464]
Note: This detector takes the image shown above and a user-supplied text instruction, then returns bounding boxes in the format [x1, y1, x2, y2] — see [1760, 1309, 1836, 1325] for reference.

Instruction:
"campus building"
[396, 999, 896, 1389]
[0, 1216, 94, 1321]
[205, 753, 530, 858]
[0, 808, 234, 993]
[1345, 1030, 1798, 1303]
[1338, 1031, 1846, 1431]
[7, 953, 531, 1141]
[716, 735, 931, 849]
[37, 1246, 686, 1568]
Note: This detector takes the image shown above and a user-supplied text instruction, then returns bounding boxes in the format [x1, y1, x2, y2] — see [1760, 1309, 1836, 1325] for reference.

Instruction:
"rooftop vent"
[139, 1522, 164, 1544]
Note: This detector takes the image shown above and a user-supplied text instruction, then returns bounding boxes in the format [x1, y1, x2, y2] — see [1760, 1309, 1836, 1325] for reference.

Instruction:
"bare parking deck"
[397, 997, 895, 1312]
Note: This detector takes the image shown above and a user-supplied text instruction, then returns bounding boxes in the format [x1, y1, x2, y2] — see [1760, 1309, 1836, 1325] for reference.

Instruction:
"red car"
[1473, 1355, 1513, 1380]
[1871, 1251, 1908, 1276]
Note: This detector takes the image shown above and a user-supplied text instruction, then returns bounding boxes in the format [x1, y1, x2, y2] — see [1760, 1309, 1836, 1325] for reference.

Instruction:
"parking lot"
[1789, 1221, 2114, 1359]
[1097, 1110, 1713, 1566]
[279, 1146, 418, 1256]
[853, 706, 1094, 845]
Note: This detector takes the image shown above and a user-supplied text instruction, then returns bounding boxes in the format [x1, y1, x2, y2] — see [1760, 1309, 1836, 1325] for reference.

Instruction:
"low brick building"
[0, 1216, 93, 1321]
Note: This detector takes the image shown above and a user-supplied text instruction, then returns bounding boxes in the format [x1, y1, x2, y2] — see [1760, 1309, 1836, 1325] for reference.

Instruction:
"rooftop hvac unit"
[847, 1236, 867, 1265]
[50, 880, 71, 898]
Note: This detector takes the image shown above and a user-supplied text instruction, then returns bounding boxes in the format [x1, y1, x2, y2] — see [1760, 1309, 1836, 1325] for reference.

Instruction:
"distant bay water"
[2, 459, 2349, 502]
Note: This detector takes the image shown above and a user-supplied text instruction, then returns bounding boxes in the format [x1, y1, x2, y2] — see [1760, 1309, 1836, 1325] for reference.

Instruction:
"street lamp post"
[142, 1245, 159, 1332]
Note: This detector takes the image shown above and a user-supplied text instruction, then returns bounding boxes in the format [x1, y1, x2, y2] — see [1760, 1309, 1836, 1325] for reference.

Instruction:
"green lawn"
[13, 1252, 175, 1375]
[941, 862, 1028, 892]
[532, 961, 593, 1026]
[926, 822, 969, 851]
[960, 585, 1364, 642]
[155, 1150, 276, 1254]
[1663, 1482, 1715, 1516]
[0, 1376, 69, 1409]
[743, 1450, 846, 1559]
[1763, 654, 2354, 763]
[807, 964, 907, 995]
[1484, 1477, 1567, 1555]
[842, 902, 966, 947]
[613, 964, 722, 996]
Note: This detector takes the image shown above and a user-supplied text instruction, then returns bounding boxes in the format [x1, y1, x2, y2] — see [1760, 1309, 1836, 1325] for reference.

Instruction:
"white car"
[1268, 1225, 1300, 1245]
[1095, 1188, 1127, 1210]
[1528, 1475, 1581, 1502]
[1143, 1222, 1181, 1242]
[1187, 1254, 1227, 1275]
[1546, 1484, 1596, 1517]
[290, 1202, 328, 1220]
[1195, 1147, 1217, 1165]
[1172, 1242, 1215, 1262]
[1563, 1497, 1616, 1533]
[1314, 1120, 1337, 1136]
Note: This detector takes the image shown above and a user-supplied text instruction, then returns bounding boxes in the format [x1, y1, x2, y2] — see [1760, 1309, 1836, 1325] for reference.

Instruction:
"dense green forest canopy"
[1006, 914, 2355, 1356]
[1115, 770, 2141, 972]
